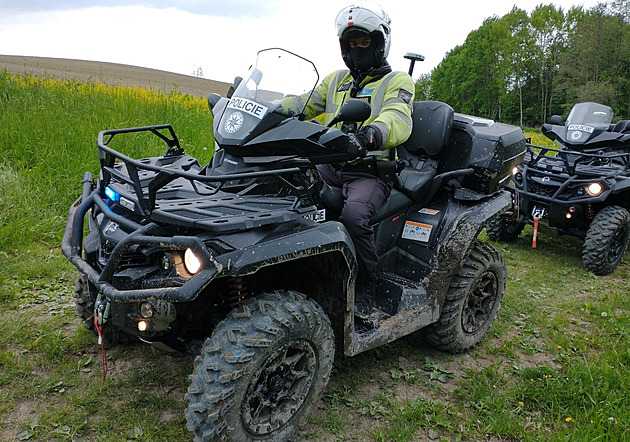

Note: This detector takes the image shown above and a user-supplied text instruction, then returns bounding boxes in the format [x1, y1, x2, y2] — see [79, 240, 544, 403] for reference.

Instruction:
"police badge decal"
[224, 111, 244, 134]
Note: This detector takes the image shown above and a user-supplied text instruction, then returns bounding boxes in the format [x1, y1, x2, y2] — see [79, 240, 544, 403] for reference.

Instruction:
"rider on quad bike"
[306, 3, 416, 319]
[487, 102, 630, 275]
[61, 6, 527, 442]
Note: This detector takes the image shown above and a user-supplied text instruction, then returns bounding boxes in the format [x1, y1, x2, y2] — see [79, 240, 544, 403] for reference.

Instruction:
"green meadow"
[0, 71, 628, 441]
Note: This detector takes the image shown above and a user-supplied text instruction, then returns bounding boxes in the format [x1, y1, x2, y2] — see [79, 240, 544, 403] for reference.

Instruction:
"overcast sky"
[0, 0, 602, 84]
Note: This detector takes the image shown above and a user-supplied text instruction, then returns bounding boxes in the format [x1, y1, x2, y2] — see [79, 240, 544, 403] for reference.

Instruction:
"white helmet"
[335, 2, 391, 73]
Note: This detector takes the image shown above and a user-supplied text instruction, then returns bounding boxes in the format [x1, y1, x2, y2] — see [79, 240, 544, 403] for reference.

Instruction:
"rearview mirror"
[550, 114, 563, 125]
[207, 93, 221, 111]
[226, 76, 243, 99]
[327, 99, 372, 128]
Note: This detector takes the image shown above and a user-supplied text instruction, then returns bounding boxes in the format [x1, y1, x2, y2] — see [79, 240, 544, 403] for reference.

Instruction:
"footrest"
[376, 272, 429, 313]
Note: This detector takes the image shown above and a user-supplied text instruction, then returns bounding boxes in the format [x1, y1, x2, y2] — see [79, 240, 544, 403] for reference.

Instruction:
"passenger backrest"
[399, 101, 454, 159]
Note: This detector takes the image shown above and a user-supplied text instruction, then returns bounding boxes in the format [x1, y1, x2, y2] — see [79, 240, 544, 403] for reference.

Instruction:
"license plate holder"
[531, 205, 547, 219]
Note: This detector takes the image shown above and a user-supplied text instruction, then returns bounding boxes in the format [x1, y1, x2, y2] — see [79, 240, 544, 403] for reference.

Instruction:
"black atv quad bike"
[62, 49, 526, 441]
[487, 102, 630, 275]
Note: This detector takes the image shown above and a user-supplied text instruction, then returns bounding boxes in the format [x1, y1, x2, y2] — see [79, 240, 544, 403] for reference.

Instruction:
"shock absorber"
[584, 203, 595, 220]
[228, 277, 248, 307]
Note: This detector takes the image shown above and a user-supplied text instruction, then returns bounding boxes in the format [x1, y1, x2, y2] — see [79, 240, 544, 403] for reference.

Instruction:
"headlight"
[512, 167, 520, 176]
[586, 182, 603, 196]
[184, 248, 202, 274]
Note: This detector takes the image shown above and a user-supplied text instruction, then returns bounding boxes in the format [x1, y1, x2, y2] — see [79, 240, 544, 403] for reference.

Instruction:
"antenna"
[404, 52, 425, 76]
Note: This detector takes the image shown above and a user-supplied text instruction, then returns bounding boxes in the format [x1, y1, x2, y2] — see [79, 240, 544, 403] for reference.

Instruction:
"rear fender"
[343, 190, 512, 357]
[426, 190, 512, 307]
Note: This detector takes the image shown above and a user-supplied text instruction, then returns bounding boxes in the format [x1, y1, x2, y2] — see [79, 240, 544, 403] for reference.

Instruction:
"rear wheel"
[582, 206, 630, 275]
[425, 241, 506, 353]
[185, 290, 334, 442]
[485, 217, 525, 242]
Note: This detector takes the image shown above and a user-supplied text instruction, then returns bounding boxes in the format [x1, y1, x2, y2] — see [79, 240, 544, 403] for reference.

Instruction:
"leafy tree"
[430, 16, 512, 120]
[423, 1, 630, 125]
[560, 2, 630, 118]
[414, 73, 431, 102]
[528, 5, 567, 123]
[499, 7, 536, 125]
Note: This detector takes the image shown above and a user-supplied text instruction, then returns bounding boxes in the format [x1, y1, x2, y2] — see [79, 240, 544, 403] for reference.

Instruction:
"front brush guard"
[61, 176, 221, 303]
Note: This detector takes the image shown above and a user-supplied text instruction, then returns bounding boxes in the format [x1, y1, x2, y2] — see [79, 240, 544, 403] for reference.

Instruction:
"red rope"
[94, 316, 108, 392]
[532, 216, 539, 249]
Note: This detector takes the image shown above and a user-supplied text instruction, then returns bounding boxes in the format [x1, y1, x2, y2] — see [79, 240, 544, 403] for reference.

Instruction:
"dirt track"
[0, 54, 231, 98]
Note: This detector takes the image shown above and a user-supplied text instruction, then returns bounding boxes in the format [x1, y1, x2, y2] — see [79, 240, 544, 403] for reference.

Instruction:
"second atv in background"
[487, 102, 630, 275]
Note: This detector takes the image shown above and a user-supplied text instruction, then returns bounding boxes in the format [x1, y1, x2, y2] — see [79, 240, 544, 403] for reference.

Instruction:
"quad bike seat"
[394, 100, 454, 201]
[320, 100, 455, 223]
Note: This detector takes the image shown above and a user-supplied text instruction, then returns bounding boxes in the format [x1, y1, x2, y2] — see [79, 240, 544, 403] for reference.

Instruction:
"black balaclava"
[340, 29, 386, 76]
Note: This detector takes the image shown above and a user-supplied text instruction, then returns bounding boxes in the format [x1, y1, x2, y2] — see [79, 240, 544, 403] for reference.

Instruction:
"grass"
[0, 72, 213, 255]
[0, 72, 209, 440]
[1, 72, 629, 441]
[524, 127, 557, 148]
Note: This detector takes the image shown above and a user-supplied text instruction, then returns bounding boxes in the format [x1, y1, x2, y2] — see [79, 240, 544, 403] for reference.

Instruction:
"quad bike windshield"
[215, 48, 319, 142]
[564, 102, 614, 145]
[541, 102, 628, 150]
[566, 102, 614, 129]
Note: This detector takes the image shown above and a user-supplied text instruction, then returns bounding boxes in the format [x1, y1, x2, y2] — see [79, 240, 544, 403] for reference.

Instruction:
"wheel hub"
[608, 225, 628, 263]
[462, 271, 498, 334]
[268, 373, 284, 396]
[242, 339, 317, 436]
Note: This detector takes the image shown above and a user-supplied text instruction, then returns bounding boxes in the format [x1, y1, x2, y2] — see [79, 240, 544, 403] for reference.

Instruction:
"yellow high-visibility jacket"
[304, 69, 415, 160]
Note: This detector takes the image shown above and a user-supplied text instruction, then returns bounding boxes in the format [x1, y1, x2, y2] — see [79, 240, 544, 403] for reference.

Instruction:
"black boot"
[355, 279, 375, 320]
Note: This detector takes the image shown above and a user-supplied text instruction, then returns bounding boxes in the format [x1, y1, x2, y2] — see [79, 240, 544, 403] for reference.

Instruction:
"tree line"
[416, 1, 630, 127]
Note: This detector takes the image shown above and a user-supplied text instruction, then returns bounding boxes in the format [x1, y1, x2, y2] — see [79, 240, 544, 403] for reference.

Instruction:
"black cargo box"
[440, 114, 526, 194]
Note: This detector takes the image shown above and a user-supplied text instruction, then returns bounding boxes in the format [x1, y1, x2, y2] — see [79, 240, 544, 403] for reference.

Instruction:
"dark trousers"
[317, 164, 392, 282]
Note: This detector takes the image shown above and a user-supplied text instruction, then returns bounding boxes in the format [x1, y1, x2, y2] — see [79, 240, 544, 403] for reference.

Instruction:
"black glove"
[348, 133, 366, 157]
[355, 125, 383, 151]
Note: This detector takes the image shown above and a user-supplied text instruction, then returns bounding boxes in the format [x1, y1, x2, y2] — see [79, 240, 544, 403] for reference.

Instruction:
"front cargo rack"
[97, 124, 319, 231]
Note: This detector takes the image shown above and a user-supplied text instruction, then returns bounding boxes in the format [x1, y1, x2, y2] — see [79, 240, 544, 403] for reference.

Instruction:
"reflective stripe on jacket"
[304, 69, 415, 160]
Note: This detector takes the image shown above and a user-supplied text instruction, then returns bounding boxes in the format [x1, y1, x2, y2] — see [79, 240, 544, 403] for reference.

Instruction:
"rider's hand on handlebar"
[355, 125, 383, 151]
[349, 133, 367, 157]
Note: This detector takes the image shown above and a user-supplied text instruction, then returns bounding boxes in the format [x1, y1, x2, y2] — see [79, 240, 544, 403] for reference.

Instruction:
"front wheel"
[425, 241, 506, 353]
[485, 217, 525, 242]
[582, 205, 630, 275]
[185, 290, 335, 442]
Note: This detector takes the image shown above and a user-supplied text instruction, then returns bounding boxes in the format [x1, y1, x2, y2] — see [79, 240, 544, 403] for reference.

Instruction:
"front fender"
[226, 220, 357, 279]
[221, 219, 358, 350]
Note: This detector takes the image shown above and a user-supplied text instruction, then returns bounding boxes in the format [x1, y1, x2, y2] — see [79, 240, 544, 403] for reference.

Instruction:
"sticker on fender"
[304, 209, 326, 222]
[402, 221, 432, 242]
[419, 208, 440, 216]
